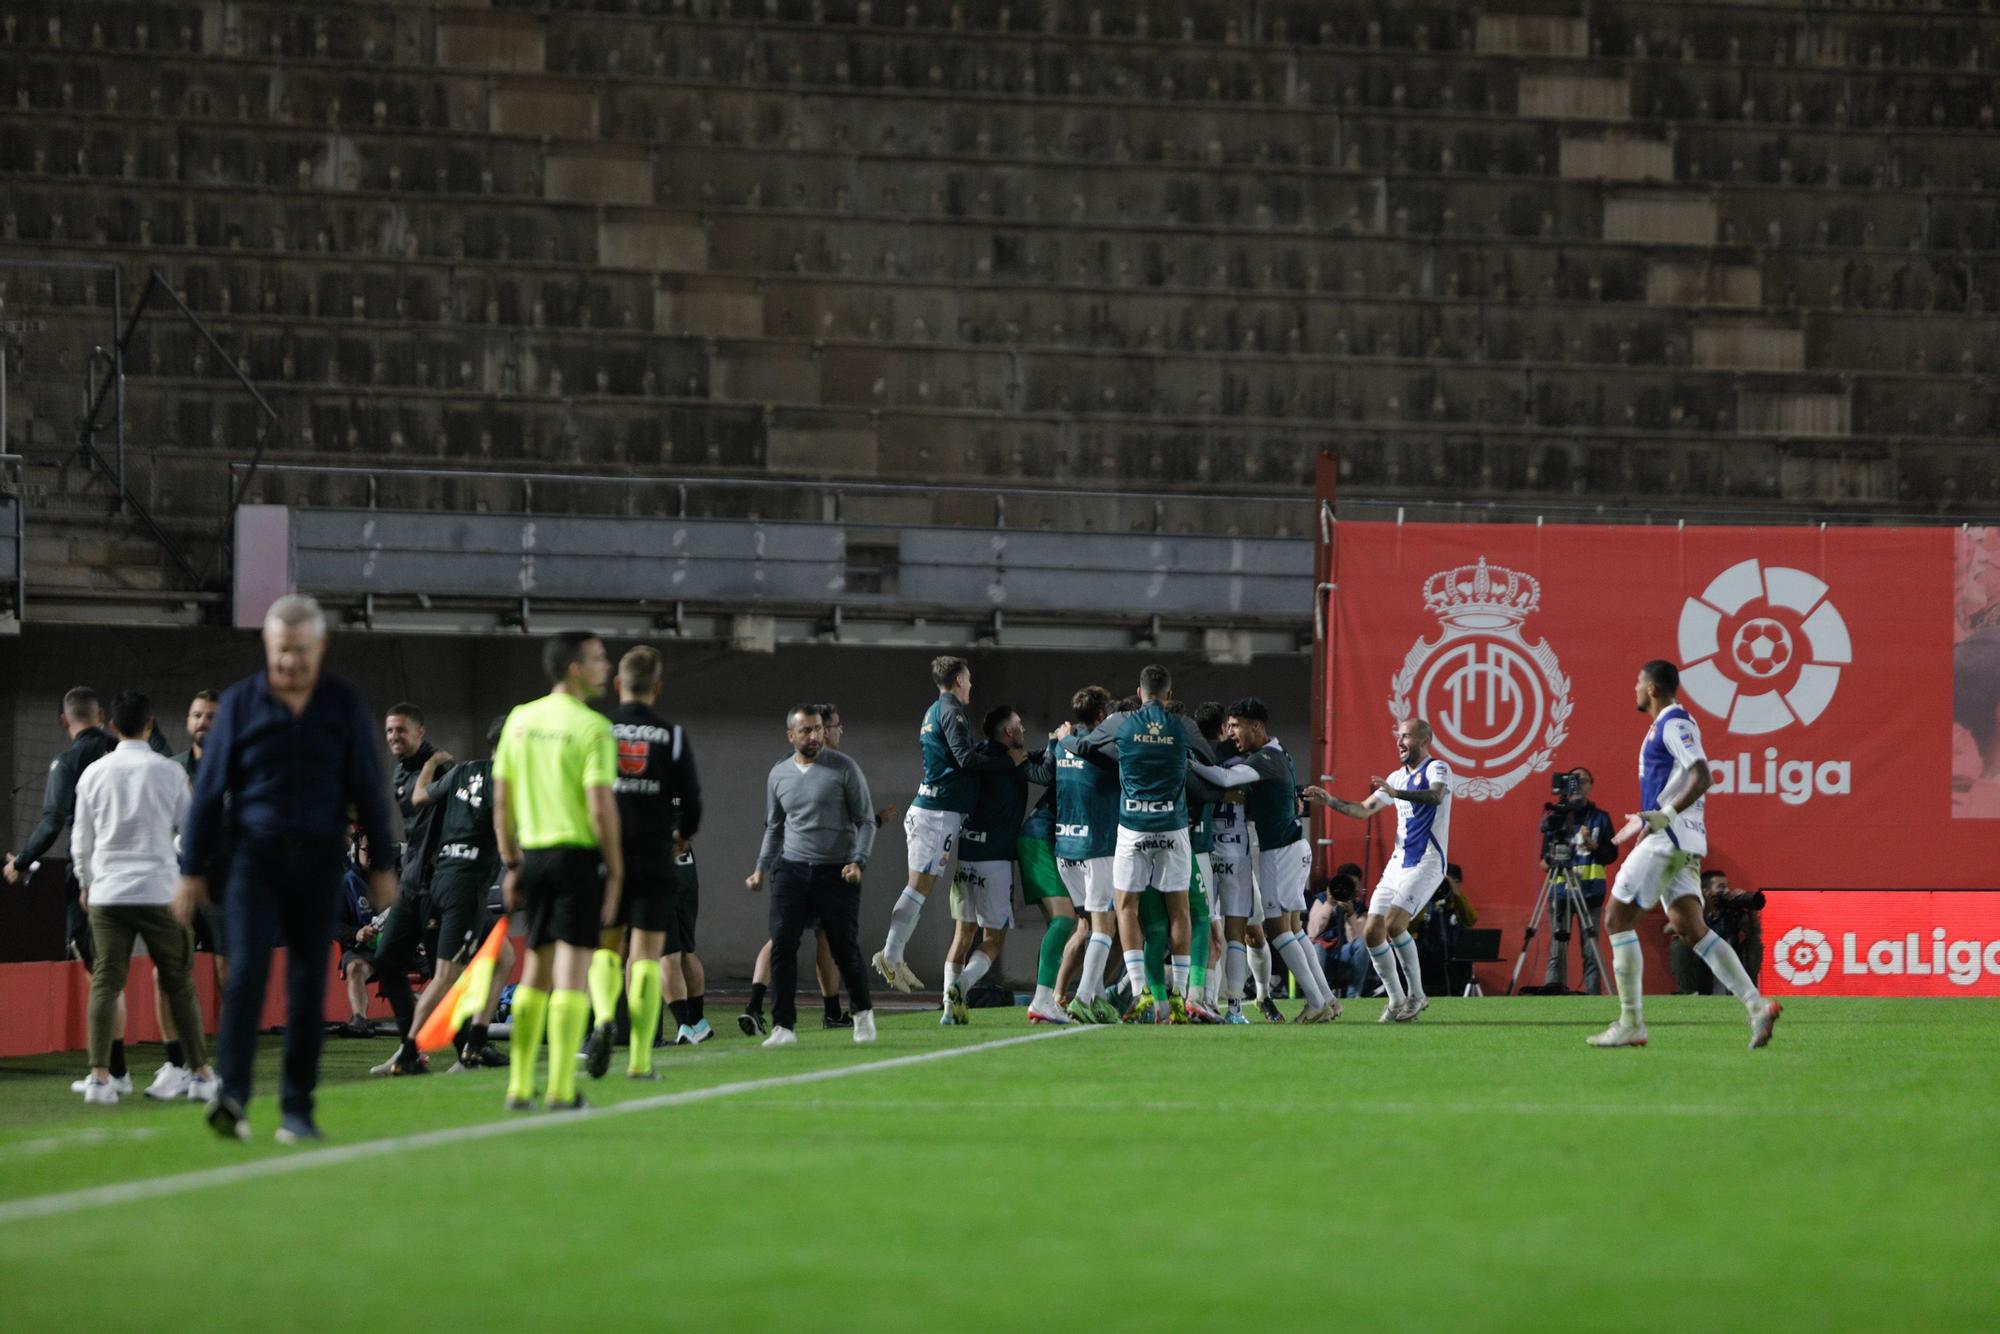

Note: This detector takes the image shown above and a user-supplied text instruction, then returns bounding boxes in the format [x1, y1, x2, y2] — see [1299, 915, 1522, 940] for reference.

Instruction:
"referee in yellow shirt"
[493, 631, 624, 1111]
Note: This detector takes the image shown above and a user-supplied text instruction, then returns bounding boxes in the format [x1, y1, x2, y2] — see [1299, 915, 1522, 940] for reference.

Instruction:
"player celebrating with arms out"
[874, 656, 1025, 991]
[1303, 717, 1449, 1023]
[1590, 660, 1780, 1051]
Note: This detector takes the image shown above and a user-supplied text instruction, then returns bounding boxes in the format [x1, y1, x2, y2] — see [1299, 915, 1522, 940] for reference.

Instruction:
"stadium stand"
[2, 0, 1998, 606]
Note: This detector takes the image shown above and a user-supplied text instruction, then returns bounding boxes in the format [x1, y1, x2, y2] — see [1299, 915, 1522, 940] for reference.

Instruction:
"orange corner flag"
[414, 915, 510, 1054]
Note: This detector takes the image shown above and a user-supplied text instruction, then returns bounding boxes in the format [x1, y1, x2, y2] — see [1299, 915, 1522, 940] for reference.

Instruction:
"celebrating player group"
[869, 653, 1782, 1049]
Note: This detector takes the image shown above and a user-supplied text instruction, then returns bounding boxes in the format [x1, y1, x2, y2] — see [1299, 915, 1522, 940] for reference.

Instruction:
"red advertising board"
[1321, 520, 2000, 991]
[1762, 891, 2000, 997]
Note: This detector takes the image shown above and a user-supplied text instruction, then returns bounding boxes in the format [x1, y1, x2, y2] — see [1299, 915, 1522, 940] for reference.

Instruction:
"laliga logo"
[1677, 559, 1853, 805]
[1390, 558, 1571, 801]
[1772, 926, 1833, 986]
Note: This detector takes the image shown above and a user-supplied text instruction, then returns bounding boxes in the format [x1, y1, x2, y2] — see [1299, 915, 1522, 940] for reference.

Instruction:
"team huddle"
[867, 655, 1783, 1050]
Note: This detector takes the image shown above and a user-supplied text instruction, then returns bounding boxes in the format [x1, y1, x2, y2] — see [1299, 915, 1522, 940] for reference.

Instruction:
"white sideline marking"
[0, 1026, 1096, 1226]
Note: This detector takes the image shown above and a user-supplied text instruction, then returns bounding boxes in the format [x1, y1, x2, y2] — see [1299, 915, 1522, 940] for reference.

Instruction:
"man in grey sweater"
[746, 704, 879, 1047]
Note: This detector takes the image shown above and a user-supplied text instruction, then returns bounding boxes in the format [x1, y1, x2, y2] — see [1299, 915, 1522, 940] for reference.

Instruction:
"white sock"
[1249, 941, 1272, 1000]
[1122, 950, 1149, 999]
[1079, 932, 1112, 1003]
[1225, 942, 1249, 1002]
[942, 958, 961, 998]
[1694, 931, 1762, 1008]
[1170, 954, 1191, 997]
[883, 888, 925, 963]
[1390, 931, 1425, 1002]
[1302, 937, 1335, 1002]
[1369, 942, 1407, 1008]
[1205, 970, 1222, 1008]
[1274, 933, 1326, 1007]
[1610, 929, 1644, 1025]
[960, 951, 993, 994]
[1032, 984, 1056, 1013]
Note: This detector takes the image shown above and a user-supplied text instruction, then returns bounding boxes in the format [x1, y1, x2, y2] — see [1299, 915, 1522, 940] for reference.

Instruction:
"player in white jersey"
[1590, 660, 1781, 1050]
[1304, 718, 1450, 1022]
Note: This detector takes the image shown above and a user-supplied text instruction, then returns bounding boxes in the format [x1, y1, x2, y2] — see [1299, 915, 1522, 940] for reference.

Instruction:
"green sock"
[1188, 873, 1212, 991]
[1141, 888, 1169, 1002]
[505, 986, 549, 1102]
[627, 959, 663, 1074]
[546, 989, 590, 1104]
[587, 949, 623, 1030]
[1037, 914, 1077, 989]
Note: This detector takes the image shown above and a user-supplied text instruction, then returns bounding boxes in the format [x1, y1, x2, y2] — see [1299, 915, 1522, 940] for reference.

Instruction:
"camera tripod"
[1506, 855, 1608, 995]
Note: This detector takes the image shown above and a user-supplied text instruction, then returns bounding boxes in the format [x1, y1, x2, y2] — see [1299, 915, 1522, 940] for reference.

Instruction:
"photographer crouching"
[1538, 767, 1617, 995]
[1669, 870, 1766, 995]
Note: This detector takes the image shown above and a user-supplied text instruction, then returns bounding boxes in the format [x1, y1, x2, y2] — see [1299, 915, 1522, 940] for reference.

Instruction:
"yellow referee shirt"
[493, 692, 616, 850]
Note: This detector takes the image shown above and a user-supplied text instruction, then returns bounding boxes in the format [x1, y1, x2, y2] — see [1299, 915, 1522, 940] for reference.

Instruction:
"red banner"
[1762, 891, 2000, 997]
[1324, 521, 1998, 981]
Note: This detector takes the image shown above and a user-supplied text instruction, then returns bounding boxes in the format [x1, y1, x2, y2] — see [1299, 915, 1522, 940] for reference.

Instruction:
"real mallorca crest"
[1389, 557, 1572, 801]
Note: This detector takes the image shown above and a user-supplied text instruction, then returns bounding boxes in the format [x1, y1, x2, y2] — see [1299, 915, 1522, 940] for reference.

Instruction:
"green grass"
[0, 997, 1996, 1332]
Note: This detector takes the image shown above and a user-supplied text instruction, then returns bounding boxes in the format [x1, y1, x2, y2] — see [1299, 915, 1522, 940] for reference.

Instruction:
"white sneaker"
[185, 1072, 218, 1103]
[82, 1077, 119, 1106]
[761, 1026, 797, 1048]
[1376, 1000, 1405, 1024]
[674, 1024, 697, 1045]
[872, 950, 916, 993]
[1399, 996, 1429, 1022]
[853, 1010, 876, 1044]
[144, 1063, 193, 1101]
[1296, 1002, 1332, 1024]
[1586, 1018, 1650, 1048]
[1748, 999, 1782, 1050]
[73, 1072, 133, 1095]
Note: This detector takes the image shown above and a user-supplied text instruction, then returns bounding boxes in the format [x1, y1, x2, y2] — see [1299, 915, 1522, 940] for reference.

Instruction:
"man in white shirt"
[73, 691, 216, 1105]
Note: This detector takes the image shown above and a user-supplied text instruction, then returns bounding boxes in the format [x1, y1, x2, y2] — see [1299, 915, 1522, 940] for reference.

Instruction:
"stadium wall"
[1, 627, 1307, 988]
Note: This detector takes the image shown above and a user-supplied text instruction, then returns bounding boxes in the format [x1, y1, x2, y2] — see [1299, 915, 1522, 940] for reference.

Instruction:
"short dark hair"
[1954, 628, 2000, 754]
[786, 702, 820, 729]
[543, 631, 599, 685]
[190, 688, 220, 705]
[1446, 862, 1465, 884]
[1329, 872, 1360, 902]
[386, 701, 425, 728]
[62, 687, 101, 722]
[1642, 659, 1680, 696]
[1226, 696, 1269, 724]
[108, 691, 150, 739]
[982, 704, 1018, 741]
[817, 703, 840, 723]
[1138, 664, 1171, 697]
[1570, 765, 1595, 783]
[1192, 701, 1226, 741]
[1335, 861, 1363, 882]
[1115, 694, 1142, 713]
[485, 715, 508, 747]
[1701, 868, 1727, 888]
[1071, 685, 1111, 727]
[931, 655, 969, 691]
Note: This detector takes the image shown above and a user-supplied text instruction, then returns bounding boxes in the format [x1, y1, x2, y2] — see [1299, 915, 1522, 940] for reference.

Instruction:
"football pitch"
[0, 997, 1994, 1332]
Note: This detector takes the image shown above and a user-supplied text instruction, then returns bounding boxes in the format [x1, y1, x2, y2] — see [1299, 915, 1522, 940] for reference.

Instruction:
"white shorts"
[1058, 856, 1116, 914]
[1257, 840, 1312, 919]
[1370, 850, 1445, 920]
[1113, 825, 1192, 898]
[904, 806, 962, 880]
[1211, 832, 1253, 918]
[1609, 833, 1703, 912]
[950, 859, 1014, 929]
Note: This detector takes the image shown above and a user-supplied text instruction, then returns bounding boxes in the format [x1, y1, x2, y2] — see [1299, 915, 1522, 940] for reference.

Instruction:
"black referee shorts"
[666, 865, 698, 955]
[518, 846, 605, 950]
[616, 868, 676, 935]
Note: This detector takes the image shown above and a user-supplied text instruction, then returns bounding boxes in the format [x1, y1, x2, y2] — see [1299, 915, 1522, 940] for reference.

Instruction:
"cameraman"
[1539, 767, 1616, 994]
[1669, 869, 1766, 994]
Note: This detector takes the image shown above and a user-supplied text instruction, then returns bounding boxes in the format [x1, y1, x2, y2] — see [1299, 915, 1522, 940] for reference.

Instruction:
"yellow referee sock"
[505, 986, 548, 1103]
[627, 959, 663, 1075]
[546, 989, 590, 1104]
[587, 949, 623, 1030]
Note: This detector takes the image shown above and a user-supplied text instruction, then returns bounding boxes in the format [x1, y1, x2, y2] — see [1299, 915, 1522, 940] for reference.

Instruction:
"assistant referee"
[493, 631, 624, 1112]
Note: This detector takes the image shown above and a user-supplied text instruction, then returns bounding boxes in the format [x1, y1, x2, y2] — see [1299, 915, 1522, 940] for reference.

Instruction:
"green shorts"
[1017, 837, 1066, 904]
